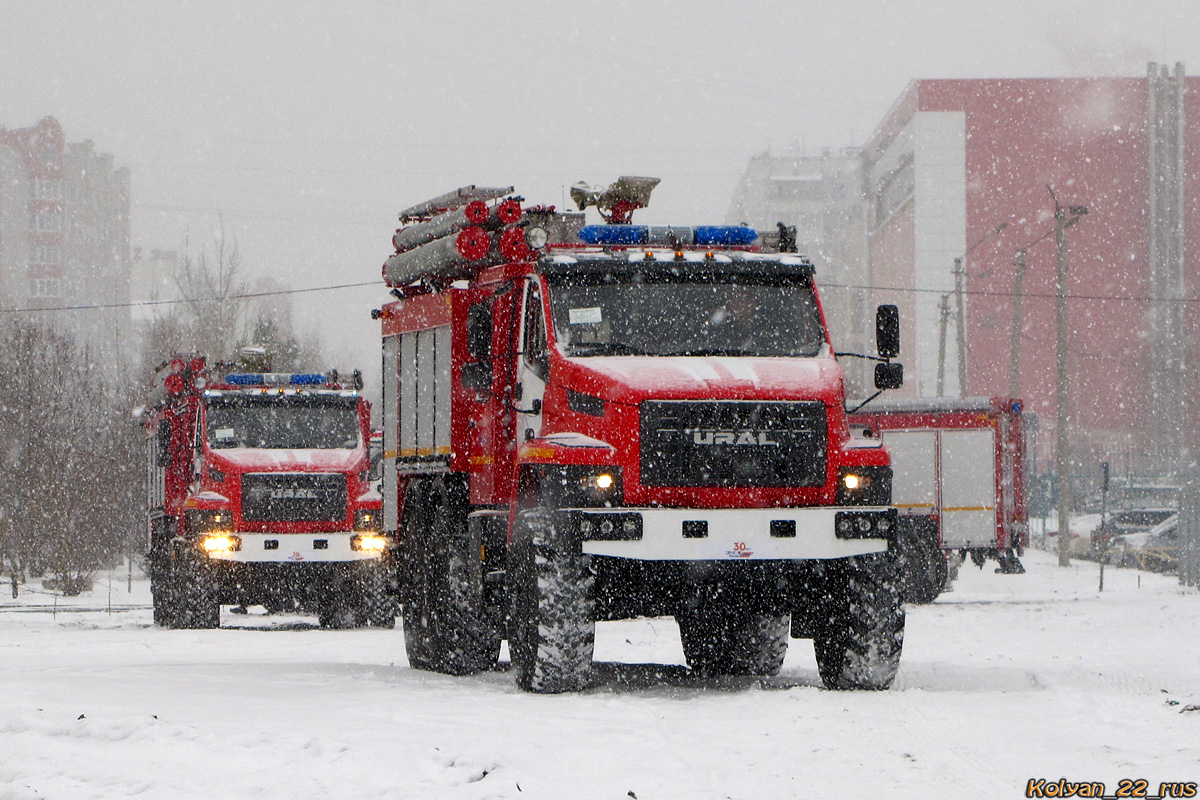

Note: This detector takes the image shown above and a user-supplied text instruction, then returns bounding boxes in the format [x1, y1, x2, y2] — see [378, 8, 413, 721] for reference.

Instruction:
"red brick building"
[861, 66, 1199, 480]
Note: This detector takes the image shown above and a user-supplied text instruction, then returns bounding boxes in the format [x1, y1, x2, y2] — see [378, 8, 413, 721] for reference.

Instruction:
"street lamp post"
[1051, 188, 1088, 567]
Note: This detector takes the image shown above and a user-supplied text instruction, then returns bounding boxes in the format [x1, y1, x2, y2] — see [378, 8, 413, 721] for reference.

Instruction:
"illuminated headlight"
[351, 534, 388, 552]
[354, 509, 382, 532]
[593, 473, 614, 490]
[202, 534, 240, 553]
[836, 466, 892, 506]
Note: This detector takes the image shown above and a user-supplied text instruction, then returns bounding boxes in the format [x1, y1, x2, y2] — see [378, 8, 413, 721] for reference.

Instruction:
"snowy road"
[1, 550, 1197, 799]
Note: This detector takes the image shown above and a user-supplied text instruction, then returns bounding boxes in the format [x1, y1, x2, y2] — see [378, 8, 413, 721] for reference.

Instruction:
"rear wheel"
[677, 587, 789, 677]
[401, 477, 499, 673]
[813, 553, 904, 690]
[509, 508, 595, 693]
[896, 518, 947, 605]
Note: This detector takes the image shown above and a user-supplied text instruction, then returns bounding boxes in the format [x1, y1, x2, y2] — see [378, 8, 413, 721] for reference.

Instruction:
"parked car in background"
[1110, 513, 1179, 573]
[1073, 508, 1177, 560]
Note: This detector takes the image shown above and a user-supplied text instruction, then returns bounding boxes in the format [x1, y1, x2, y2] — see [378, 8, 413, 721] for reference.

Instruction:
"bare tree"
[175, 226, 248, 359]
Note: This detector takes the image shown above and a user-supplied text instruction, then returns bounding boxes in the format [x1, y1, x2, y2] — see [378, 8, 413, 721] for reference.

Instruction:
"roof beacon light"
[577, 224, 759, 248]
[224, 373, 327, 386]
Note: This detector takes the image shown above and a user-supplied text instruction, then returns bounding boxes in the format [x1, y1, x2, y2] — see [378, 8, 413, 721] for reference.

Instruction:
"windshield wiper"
[569, 342, 650, 356]
[665, 347, 755, 357]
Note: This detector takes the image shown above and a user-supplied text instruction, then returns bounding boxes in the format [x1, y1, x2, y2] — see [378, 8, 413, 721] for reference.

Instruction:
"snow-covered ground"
[1, 550, 1197, 799]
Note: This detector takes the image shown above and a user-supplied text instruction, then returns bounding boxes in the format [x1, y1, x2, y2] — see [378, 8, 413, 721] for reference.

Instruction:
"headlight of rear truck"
[202, 534, 241, 553]
[351, 534, 388, 552]
[836, 466, 892, 506]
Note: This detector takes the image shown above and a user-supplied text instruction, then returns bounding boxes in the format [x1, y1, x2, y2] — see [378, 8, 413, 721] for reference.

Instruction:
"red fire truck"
[849, 396, 1029, 603]
[142, 356, 393, 629]
[375, 179, 906, 692]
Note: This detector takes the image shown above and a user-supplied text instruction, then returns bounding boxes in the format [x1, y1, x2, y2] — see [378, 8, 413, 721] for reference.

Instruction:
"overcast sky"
[3, 0, 1199, 373]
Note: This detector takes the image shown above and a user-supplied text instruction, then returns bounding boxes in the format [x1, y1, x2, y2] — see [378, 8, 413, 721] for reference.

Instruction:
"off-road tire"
[813, 553, 905, 690]
[171, 549, 220, 630]
[149, 551, 177, 627]
[318, 573, 366, 629]
[361, 561, 397, 629]
[896, 518, 947, 605]
[401, 477, 500, 674]
[676, 589, 790, 677]
[509, 508, 595, 693]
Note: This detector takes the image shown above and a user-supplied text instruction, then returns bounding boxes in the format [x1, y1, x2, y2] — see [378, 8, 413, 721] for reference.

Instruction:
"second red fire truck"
[142, 355, 394, 629]
[376, 179, 907, 692]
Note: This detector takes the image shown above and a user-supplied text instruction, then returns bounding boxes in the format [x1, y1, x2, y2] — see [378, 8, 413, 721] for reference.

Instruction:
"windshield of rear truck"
[546, 271, 825, 358]
[205, 396, 360, 450]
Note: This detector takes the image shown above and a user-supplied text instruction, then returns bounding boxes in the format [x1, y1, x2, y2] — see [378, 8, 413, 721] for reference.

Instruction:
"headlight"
[351, 534, 388, 552]
[836, 466, 892, 506]
[202, 534, 241, 553]
[531, 465, 623, 507]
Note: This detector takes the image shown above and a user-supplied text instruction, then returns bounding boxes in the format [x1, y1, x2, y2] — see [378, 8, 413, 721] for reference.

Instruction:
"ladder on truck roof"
[398, 185, 515, 223]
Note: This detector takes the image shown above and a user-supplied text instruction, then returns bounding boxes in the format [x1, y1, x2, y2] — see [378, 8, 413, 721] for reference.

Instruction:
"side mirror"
[876, 304, 900, 359]
[462, 361, 493, 392]
[156, 419, 172, 467]
[875, 362, 904, 390]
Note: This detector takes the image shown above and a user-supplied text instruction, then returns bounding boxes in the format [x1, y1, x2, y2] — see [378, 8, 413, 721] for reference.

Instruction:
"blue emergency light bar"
[224, 373, 327, 386]
[577, 225, 760, 248]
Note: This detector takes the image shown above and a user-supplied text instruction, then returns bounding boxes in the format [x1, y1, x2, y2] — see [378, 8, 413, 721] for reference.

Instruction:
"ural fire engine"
[376, 178, 906, 692]
[142, 355, 393, 629]
[849, 396, 1030, 603]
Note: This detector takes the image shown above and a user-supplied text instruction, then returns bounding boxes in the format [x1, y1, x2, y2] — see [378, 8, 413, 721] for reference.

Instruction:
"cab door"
[516, 277, 549, 443]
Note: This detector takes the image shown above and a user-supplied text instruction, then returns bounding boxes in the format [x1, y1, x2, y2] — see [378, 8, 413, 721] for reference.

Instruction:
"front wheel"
[508, 508, 596, 693]
[813, 553, 905, 690]
[170, 548, 220, 630]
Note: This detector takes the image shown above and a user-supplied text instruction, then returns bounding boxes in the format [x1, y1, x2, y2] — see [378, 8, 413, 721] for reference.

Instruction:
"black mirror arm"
[835, 351, 889, 363]
[847, 390, 885, 415]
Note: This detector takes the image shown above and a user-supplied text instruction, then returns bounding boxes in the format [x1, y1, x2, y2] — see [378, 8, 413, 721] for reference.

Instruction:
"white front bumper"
[578, 507, 891, 561]
[204, 532, 385, 563]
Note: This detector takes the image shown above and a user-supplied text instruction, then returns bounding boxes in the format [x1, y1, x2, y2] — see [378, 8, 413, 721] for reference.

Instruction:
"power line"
[4, 275, 1198, 317]
[0, 280, 382, 315]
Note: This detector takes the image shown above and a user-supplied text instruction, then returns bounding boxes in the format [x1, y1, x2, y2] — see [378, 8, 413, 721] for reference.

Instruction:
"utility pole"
[1051, 187, 1087, 567]
[951, 223, 1008, 398]
[936, 294, 951, 396]
[1008, 249, 1027, 398]
[953, 256, 967, 397]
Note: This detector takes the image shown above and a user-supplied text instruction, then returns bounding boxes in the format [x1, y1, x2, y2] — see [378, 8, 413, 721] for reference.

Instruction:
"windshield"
[206, 397, 361, 450]
[547, 271, 825, 358]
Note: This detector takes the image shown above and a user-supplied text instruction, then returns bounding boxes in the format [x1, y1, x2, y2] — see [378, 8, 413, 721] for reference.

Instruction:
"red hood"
[207, 448, 367, 474]
[558, 354, 846, 406]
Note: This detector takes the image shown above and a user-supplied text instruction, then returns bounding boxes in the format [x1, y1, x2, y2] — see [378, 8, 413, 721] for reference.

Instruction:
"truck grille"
[639, 401, 827, 487]
[241, 473, 348, 522]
